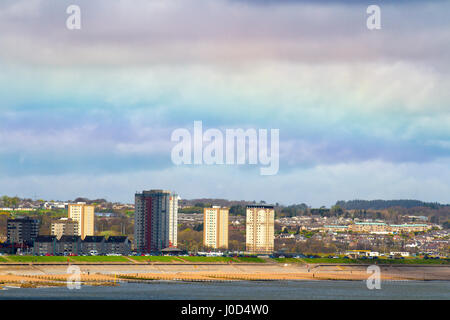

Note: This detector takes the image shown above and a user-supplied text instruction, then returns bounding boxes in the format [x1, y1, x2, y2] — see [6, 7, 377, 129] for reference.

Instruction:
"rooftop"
[34, 235, 57, 242]
[82, 236, 105, 243]
[247, 204, 274, 209]
[105, 236, 128, 243]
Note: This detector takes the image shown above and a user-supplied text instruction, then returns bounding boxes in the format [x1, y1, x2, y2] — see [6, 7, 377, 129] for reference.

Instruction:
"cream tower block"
[68, 203, 95, 240]
[51, 218, 79, 240]
[203, 206, 229, 249]
[246, 205, 275, 254]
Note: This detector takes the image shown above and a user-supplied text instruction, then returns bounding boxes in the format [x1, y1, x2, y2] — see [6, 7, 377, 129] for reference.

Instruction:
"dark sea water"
[0, 281, 449, 300]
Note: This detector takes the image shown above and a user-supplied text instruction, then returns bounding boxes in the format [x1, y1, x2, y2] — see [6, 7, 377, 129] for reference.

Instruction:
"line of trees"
[0, 196, 20, 208]
[336, 199, 448, 210]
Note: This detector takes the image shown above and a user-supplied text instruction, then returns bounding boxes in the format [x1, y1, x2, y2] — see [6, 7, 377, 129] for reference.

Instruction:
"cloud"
[0, 0, 449, 69]
[0, 0, 449, 204]
[1, 159, 449, 207]
[0, 60, 449, 177]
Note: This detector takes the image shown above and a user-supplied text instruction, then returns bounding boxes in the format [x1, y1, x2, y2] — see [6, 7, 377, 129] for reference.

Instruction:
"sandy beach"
[0, 263, 449, 287]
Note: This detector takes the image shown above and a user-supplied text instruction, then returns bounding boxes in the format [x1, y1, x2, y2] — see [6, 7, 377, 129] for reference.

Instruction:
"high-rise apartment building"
[7, 216, 40, 244]
[134, 190, 179, 253]
[68, 203, 95, 239]
[203, 206, 229, 249]
[51, 218, 79, 240]
[246, 205, 274, 254]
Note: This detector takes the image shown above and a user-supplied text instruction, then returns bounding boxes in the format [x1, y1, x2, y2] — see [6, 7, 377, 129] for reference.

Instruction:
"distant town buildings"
[68, 203, 95, 239]
[51, 218, 79, 239]
[2, 193, 447, 257]
[41, 201, 67, 210]
[323, 225, 350, 232]
[246, 205, 275, 254]
[7, 216, 39, 245]
[134, 190, 179, 253]
[388, 224, 431, 233]
[324, 222, 432, 234]
[1, 207, 36, 211]
[203, 206, 229, 249]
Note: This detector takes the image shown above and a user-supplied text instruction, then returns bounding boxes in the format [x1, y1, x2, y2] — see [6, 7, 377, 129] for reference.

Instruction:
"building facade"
[324, 225, 350, 232]
[80, 236, 105, 255]
[246, 205, 274, 254]
[348, 222, 432, 234]
[33, 235, 130, 256]
[389, 224, 431, 233]
[203, 206, 229, 249]
[7, 216, 39, 244]
[104, 236, 131, 255]
[55, 235, 82, 255]
[349, 222, 388, 233]
[33, 235, 57, 255]
[68, 203, 95, 239]
[51, 218, 79, 239]
[134, 190, 179, 253]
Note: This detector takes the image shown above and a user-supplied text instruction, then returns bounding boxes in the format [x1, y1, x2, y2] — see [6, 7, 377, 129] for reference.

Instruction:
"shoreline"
[0, 262, 448, 267]
[1, 263, 449, 288]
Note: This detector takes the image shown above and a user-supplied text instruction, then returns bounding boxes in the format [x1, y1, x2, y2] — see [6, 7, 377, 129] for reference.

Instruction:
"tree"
[229, 205, 245, 216]
[194, 202, 209, 208]
[1, 196, 11, 208]
[331, 205, 343, 215]
[11, 197, 19, 209]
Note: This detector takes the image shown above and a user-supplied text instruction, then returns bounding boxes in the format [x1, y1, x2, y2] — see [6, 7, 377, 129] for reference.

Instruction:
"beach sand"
[0, 263, 449, 287]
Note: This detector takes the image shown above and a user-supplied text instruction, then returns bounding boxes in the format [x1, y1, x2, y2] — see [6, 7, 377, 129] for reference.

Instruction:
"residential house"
[33, 235, 57, 256]
[81, 236, 105, 255]
[104, 236, 131, 255]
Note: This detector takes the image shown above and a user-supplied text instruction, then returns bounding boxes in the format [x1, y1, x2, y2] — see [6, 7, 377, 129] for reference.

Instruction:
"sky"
[0, 0, 449, 207]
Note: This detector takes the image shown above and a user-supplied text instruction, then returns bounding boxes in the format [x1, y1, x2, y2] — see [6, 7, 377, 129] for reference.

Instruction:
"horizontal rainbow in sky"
[0, 0, 449, 206]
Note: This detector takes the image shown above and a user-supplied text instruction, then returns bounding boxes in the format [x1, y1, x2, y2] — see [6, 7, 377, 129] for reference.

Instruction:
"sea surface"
[0, 280, 449, 300]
